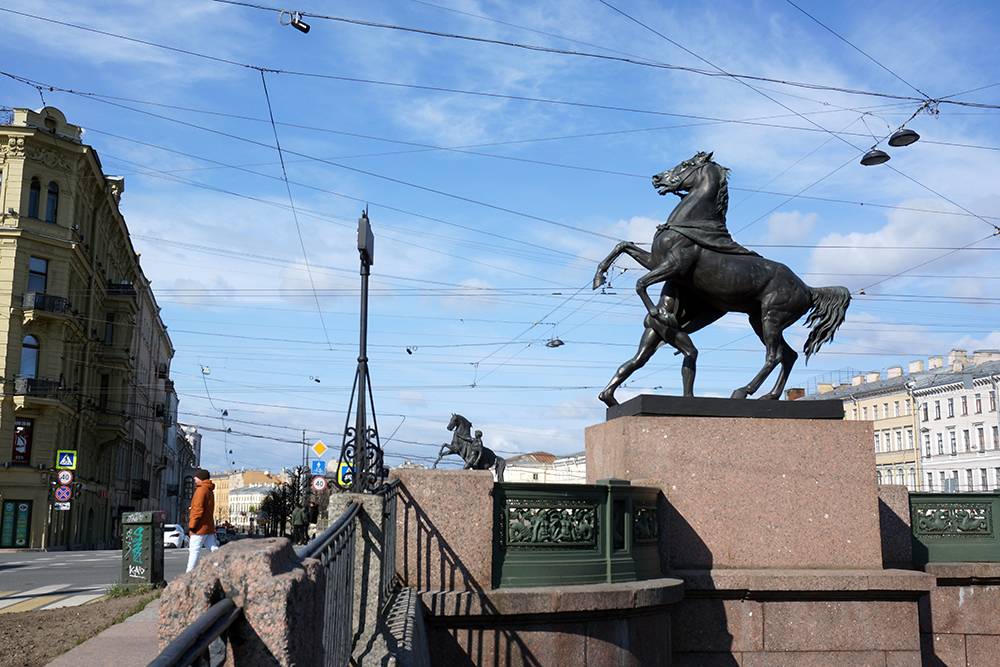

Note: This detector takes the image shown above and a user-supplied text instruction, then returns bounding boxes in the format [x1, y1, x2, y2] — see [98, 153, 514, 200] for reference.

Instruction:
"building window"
[927, 472, 934, 491]
[45, 182, 58, 223]
[852, 408, 858, 420]
[976, 393, 982, 413]
[876, 470, 883, 484]
[874, 433, 880, 452]
[99, 374, 110, 410]
[967, 469, 974, 491]
[897, 469, 905, 485]
[950, 431, 957, 455]
[905, 400, 912, 416]
[935, 401, 941, 419]
[924, 434, 931, 458]
[982, 469, 988, 491]
[907, 428, 914, 450]
[992, 391, 997, 412]
[20, 335, 39, 378]
[909, 468, 916, 489]
[948, 398, 955, 418]
[937, 433, 944, 455]
[895, 430, 903, 451]
[964, 430, 971, 452]
[978, 427, 986, 450]
[27, 257, 48, 293]
[104, 313, 115, 346]
[863, 406, 868, 420]
[922, 403, 929, 421]
[962, 396, 968, 416]
[940, 471, 947, 490]
[893, 401, 900, 417]
[884, 403, 890, 419]
[27, 177, 40, 218]
[994, 426, 999, 449]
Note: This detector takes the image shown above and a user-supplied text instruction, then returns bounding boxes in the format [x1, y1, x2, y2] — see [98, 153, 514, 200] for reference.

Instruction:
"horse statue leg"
[593, 241, 653, 290]
[731, 312, 796, 400]
[432, 444, 451, 468]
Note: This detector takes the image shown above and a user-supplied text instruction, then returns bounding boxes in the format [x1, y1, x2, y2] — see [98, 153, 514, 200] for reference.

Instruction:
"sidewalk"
[47, 598, 161, 667]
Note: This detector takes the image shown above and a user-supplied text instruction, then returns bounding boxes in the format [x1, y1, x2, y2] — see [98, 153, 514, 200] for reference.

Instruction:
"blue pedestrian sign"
[311, 460, 327, 476]
[56, 450, 77, 470]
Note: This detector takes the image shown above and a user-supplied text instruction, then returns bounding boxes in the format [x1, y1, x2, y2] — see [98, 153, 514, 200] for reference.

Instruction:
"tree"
[259, 466, 310, 537]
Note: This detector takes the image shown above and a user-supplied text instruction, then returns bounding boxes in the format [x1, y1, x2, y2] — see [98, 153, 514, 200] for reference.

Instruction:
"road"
[0, 543, 195, 613]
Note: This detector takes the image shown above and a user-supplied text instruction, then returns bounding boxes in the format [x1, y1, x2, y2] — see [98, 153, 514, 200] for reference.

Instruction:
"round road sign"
[312, 476, 327, 491]
[57, 470, 74, 485]
[55, 485, 72, 502]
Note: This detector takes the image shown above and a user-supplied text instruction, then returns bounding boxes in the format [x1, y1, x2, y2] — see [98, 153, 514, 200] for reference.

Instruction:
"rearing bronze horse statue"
[594, 152, 850, 405]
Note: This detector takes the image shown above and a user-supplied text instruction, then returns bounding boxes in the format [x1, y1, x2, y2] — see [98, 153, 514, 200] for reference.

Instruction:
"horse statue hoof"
[598, 390, 619, 407]
[593, 273, 607, 290]
[730, 389, 748, 400]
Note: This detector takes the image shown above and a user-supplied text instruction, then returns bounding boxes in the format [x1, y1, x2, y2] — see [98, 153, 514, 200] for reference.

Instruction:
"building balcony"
[14, 376, 62, 399]
[106, 281, 137, 300]
[22, 292, 68, 315]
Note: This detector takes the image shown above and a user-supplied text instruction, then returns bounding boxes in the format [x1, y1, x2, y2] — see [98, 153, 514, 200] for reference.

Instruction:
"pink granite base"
[670, 568, 932, 666]
[419, 578, 683, 667]
[390, 468, 495, 591]
[158, 538, 323, 666]
[586, 415, 881, 569]
[920, 563, 1000, 666]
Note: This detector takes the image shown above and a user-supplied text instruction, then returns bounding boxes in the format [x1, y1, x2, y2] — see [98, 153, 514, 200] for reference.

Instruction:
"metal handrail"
[147, 597, 243, 667]
[376, 479, 401, 606]
[300, 500, 360, 561]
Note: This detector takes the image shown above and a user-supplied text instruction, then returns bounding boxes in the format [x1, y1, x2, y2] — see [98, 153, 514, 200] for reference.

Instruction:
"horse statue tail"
[803, 286, 851, 362]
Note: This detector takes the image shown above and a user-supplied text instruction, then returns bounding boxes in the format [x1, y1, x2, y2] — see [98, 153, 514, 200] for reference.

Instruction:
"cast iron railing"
[910, 491, 1000, 565]
[22, 291, 67, 314]
[493, 479, 662, 588]
[378, 479, 400, 606]
[300, 500, 361, 667]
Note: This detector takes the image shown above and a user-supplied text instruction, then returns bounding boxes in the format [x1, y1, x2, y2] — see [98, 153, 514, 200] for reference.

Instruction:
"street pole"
[336, 211, 385, 493]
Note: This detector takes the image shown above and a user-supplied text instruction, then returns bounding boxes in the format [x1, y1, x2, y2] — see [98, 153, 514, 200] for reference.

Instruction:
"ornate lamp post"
[336, 211, 386, 492]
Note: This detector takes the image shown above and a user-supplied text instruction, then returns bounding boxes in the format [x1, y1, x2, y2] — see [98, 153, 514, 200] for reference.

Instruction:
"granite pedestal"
[585, 396, 934, 665]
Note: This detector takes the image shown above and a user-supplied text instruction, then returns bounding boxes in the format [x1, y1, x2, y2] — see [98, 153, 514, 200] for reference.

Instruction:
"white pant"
[186, 532, 219, 572]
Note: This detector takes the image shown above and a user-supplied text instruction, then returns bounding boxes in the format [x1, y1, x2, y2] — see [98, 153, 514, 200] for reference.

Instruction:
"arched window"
[20, 335, 39, 378]
[45, 182, 59, 223]
[27, 178, 41, 218]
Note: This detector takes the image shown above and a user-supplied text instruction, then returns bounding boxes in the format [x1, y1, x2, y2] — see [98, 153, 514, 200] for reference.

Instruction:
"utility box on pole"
[121, 510, 166, 587]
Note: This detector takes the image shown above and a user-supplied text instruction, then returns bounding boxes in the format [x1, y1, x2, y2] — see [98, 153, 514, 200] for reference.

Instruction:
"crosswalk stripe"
[0, 585, 70, 611]
[38, 593, 106, 610]
[0, 594, 65, 614]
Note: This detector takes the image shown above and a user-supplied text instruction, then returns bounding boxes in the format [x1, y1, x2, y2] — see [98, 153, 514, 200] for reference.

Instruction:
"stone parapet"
[157, 538, 323, 666]
[390, 468, 494, 591]
[586, 413, 880, 569]
[670, 568, 932, 665]
[920, 562, 1000, 665]
[419, 578, 684, 667]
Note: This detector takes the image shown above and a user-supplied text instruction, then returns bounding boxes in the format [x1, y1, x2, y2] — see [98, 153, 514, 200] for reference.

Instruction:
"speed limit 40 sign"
[57, 470, 74, 485]
[312, 476, 327, 491]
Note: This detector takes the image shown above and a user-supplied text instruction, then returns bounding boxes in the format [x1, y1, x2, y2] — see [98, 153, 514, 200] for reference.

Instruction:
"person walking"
[187, 469, 219, 572]
[291, 504, 308, 545]
[307, 501, 320, 540]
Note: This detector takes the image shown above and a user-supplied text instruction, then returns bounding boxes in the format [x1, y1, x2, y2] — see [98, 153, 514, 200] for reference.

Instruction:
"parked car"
[215, 527, 229, 545]
[163, 524, 188, 549]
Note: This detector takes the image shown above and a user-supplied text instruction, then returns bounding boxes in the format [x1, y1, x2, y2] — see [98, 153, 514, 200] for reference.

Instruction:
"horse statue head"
[652, 152, 731, 220]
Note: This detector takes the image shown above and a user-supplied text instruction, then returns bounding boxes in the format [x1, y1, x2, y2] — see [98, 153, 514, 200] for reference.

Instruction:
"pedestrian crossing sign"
[338, 462, 353, 487]
[55, 450, 77, 470]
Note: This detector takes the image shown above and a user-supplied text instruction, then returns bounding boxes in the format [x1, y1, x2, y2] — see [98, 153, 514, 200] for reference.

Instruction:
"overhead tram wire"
[2, 6, 973, 110]
[257, 69, 333, 350]
[783, 0, 931, 100]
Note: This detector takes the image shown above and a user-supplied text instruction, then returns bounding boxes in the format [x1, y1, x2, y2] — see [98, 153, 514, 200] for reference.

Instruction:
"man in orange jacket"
[186, 469, 219, 572]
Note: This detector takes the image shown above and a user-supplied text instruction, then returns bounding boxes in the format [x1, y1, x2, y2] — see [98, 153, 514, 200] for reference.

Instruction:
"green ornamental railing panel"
[910, 492, 1000, 565]
[493, 479, 662, 588]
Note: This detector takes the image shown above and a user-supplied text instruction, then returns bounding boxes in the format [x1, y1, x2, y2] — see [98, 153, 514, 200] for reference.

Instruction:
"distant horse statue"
[593, 152, 850, 405]
[433, 413, 506, 481]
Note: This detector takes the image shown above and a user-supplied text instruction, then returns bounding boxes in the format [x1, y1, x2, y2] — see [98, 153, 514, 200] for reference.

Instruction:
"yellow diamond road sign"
[312, 441, 327, 458]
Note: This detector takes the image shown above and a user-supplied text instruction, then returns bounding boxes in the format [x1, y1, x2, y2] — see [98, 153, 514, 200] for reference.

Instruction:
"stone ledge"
[419, 577, 684, 618]
[606, 394, 844, 420]
[924, 561, 1000, 582]
[671, 568, 935, 596]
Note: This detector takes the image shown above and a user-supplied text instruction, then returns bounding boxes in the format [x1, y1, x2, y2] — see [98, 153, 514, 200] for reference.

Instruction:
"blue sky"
[3, 0, 1000, 473]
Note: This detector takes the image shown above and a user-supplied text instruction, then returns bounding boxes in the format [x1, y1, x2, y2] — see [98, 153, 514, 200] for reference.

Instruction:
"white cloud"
[759, 210, 819, 244]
